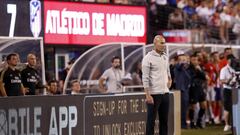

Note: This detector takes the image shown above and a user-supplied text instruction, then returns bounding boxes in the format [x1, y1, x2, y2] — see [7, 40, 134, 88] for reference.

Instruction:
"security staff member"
[142, 35, 172, 135]
[188, 54, 207, 128]
[0, 53, 25, 96]
[21, 53, 44, 95]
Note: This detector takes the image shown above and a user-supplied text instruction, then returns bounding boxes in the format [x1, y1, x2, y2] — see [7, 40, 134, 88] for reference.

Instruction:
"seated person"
[47, 80, 61, 95]
[70, 79, 81, 95]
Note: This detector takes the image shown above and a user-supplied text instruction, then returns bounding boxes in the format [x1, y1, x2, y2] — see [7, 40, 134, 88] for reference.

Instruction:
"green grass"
[182, 124, 232, 135]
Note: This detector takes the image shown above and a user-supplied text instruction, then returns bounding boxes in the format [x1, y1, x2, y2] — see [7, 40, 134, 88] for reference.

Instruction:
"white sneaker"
[223, 125, 231, 132]
[214, 117, 220, 124]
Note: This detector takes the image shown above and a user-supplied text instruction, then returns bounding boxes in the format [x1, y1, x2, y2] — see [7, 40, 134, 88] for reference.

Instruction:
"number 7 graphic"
[7, 4, 16, 37]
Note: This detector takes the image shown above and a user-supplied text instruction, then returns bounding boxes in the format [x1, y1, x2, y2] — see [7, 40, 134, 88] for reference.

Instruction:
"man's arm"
[167, 61, 172, 88]
[142, 57, 153, 104]
[167, 76, 172, 88]
[0, 70, 7, 97]
[21, 84, 28, 96]
[0, 81, 7, 97]
[98, 77, 107, 93]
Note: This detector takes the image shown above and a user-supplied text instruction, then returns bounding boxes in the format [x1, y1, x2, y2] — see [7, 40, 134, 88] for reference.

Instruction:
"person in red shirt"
[203, 53, 219, 124]
[219, 48, 232, 70]
[211, 52, 222, 124]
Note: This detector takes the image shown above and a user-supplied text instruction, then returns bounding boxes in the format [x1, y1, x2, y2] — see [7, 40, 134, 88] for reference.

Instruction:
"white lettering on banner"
[45, 9, 145, 38]
[18, 108, 25, 135]
[68, 106, 77, 135]
[5, 107, 42, 135]
[49, 107, 58, 135]
[48, 106, 77, 135]
[92, 12, 105, 36]
[9, 109, 18, 135]
[0, 106, 77, 135]
[27, 108, 31, 135]
[45, 9, 90, 35]
[59, 107, 68, 135]
[106, 14, 144, 37]
[34, 108, 41, 135]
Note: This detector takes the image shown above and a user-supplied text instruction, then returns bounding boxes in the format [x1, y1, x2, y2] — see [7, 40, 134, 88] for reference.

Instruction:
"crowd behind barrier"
[0, 45, 239, 133]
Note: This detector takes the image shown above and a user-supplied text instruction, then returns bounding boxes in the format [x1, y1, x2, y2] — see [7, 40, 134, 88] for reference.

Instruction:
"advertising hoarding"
[44, 1, 147, 45]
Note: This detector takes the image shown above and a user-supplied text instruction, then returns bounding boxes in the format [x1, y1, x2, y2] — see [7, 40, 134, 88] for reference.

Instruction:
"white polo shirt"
[100, 67, 124, 93]
[220, 64, 235, 89]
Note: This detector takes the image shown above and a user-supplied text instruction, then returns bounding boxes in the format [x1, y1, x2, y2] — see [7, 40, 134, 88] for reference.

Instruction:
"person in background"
[220, 54, 236, 132]
[59, 59, 75, 82]
[142, 35, 172, 135]
[202, 54, 218, 124]
[58, 59, 75, 93]
[219, 47, 232, 70]
[98, 56, 125, 93]
[0, 53, 27, 97]
[131, 61, 143, 91]
[21, 53, 45, 95]
[211, 51, 222, 124]
[47, 80, 61, 95]
[70, 79, 81, 95]
[188, 53, 207, 129]
[168, 8, 184, 29]
[174, 51, 191, 129]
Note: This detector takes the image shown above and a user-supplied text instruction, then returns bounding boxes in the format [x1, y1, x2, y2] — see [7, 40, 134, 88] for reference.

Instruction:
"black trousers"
[223, 88, 232, 112]
[146, 93, 170, 135]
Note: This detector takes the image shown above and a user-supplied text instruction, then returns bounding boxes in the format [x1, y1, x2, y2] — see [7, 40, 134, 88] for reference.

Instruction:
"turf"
[181, 124, 232, 135]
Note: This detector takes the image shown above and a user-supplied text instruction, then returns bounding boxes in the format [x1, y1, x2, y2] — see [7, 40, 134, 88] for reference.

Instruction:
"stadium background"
[0, 0, 240, 135]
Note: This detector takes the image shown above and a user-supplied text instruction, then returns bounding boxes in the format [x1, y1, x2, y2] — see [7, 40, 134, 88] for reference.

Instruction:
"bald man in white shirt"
[142, 35, 172, 135]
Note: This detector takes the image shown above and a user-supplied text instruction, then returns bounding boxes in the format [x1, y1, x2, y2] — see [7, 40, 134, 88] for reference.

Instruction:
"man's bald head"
[27, 53, 37, 67]
[153, 35, 166, 53]
[154, 35, 166, 45]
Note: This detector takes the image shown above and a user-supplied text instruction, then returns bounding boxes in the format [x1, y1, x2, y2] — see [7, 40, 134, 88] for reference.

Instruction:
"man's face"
[154, 36, 166, 53]
[72, 82, 81, 92]
[8, 55, 18, 66]
[213, 53, 219, 61]
[112, 59, 121, 69]
[225, 49, 232, 56]
[28, 55, 37, 67]
[190, 56, 199, 66]
[178, 55, 187, 63]
[50, 82, 58, 94]
[196, 52, 203, 60]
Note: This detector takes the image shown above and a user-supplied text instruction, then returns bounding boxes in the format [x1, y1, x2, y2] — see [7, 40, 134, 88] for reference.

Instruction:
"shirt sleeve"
[219, 68, 225, 80]
[101, 69, 109, 80]
[142, 56, 150, 88]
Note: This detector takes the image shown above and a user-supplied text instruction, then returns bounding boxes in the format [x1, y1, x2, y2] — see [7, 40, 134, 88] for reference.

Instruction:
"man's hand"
[99, 88, 107, 93]
[99, 77, 107, 93]
[167, 81, 172, 88]
[195, 65, 201, 70]
[167, 77, 172, 88]
[146, 94, 154, 104]
[22, 87, 29, 95]
[145, 88, 154, 104]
